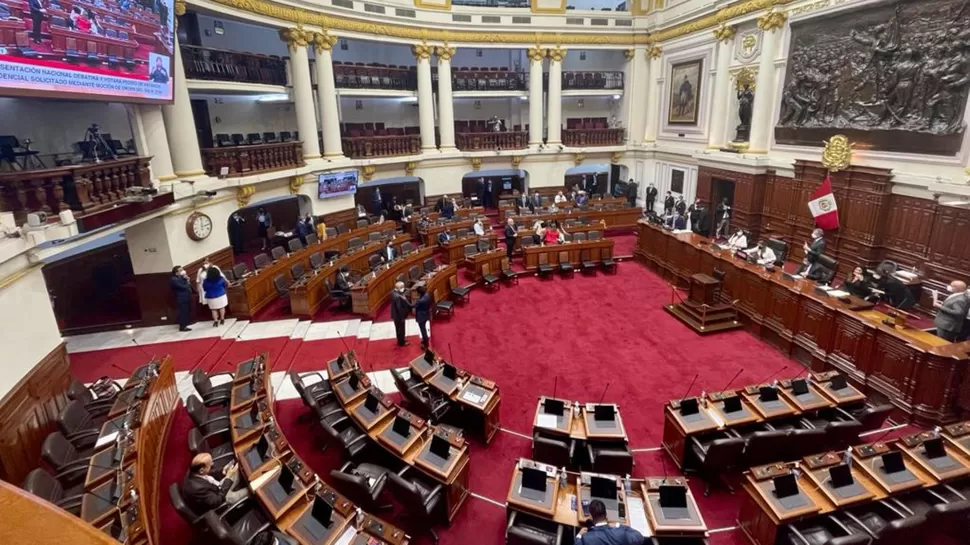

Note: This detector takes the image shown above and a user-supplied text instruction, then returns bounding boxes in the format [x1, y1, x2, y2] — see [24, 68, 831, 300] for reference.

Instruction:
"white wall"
[333, 40, 415, 66]
[196, 14, 288, 56]
[562, 96, 619, 123]
[561, 49, 624, 71]
[339, 98, 420, 127]
[453, 98, 529, 128]
[0, 267, 62, 398]
[197, 95, 299, 136]
[0, 97, 134, 156]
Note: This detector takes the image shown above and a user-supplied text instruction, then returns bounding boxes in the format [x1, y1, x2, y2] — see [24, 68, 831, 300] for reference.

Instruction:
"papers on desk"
[707, 408, 726, 428]
[537, 414, 559, 429]
[210, 374, 233, 387]
[826, 289, 850, 298]
[334, 527, 357, 545]
[96, 431, 119, 450]
[626, 497, 652, 537]
[672, 229, 693, 234]
[249, 465, 279, 490]
[460, 389, 486, 405]
[895, 270, 918, 281]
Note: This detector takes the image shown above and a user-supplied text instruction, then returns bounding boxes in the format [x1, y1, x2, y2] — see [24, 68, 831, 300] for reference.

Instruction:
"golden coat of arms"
[822, 135, 852, 172]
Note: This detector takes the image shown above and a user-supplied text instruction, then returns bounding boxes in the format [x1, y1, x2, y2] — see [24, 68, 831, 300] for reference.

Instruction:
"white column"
[284, 57, 293, 87]
[546, 47, 565, 145]
[436, 45, 457, 151]
[133, 105, 175, 181]
[708, 26, 736, 149]
[161, 37, 204, 177]
[527, 47, 546, 145]
[748, 11, 787, 153]
[643, 46, 662, 143]
[280, 28, 320, 159]
[312, 32, 344, 159]
[413, 44, 437, 151]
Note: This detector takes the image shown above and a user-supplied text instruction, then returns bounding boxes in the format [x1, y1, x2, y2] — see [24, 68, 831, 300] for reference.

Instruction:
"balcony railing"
[333, 62, 417, 91]
[453, 69, 528, 92]
[562, 128, 625, 147]
[563, 71, 624, 90]
[0, 157, 151, 225]
[200, 142, 304, 177]
[456, 131, 528, 151]
[342, 135, 421, 159]
[181, 45, 286, 86]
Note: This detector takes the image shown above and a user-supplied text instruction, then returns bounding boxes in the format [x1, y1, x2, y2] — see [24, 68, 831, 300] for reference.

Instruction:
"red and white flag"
[808, 175, 839, 230]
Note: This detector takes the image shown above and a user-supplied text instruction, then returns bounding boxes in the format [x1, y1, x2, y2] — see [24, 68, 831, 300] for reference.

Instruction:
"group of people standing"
[169, 258, 229, 332]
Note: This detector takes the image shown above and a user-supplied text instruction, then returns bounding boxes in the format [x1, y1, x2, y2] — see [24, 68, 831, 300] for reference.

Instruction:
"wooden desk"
[511, 222, 607, 251]
[419, 219, 475, 248]
[896, 431, 970, 482]
[522, 239, 614, 271]
[642, 477, 708, 538]
[943, 421, 970, 457]
[637, 221, 970, 426]
[350, 247, 434, 317]
[408, 352, 501, 444]
[508, 207, 641, 232]
[531, 397, 628, 442]
[463, 248, 506, 283]
[439, 233, 498, 264]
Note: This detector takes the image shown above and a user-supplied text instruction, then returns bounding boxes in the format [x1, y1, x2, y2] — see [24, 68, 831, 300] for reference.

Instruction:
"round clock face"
[188, 212, 213, 241]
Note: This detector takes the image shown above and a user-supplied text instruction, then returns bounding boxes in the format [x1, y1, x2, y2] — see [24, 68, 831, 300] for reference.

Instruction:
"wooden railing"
[562, 128, 625, 147]
[0, 156, 151, 224]
[342, 135, 421, 158]
[452, 70, 528, 91]
[562, 71, 624, 90]
[200, 141, 304, 177]
[181, 45, 286, 86]
[456, 131, 528, 151]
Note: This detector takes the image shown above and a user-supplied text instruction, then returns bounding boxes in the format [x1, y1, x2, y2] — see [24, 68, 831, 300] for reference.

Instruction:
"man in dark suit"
[181, 453, 248, 515]
[663, 191, 675, 215]
[530, 191, 542, 210]
[414, 285, 432, 349]
[934, 281, 969, 341]
[517, 192, 530, 214]
[674, 195, 687, 217]
[377, 240, 396, 263]
[504, 217, 517, 260]
[645, 184, 658, 213]
[803, 228, 825, 263]
[28, 0, 47, 44]
[484, 178, 494, 209]
[438, 229, 454, 245]
[871, 270, 915, 310]
[625, 178, 638, 207]
[390, 281, 412, 347]
[228, 212, 246, 254]
[170, 266, 192, 332]
[576, 500, 644, 545]
[334, 266, 351, 294]
[371, 187, 383, 215]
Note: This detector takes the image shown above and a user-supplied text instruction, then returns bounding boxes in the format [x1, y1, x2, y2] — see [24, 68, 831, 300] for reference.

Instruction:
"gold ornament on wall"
[236, 185, 256, 207]
[527, 46, 547, 62]
[412, 43, 433, 60]
[624, 49, 636, 60]
[405, 161, 417, 176]
[734, 67, 756, 91]
[742, 34, 757, 52]
[279, 26, 311, 49]
[174, 0, 186, 16]
[756, 10, 787, 32]
[573, 153, 586, 166]
[611, 152, 623, 164]
[547, 46, 567, 62]
[511, 155, 522, 169]
[471, 157, 483, 171]
[289, 175, 305, 194]
[361, 165, 376, 181]
[712, 24, 736, 42]
[822, 135, 852, 173]
[647, 45, 662, 59]
[436, 44, 456, 61]
[311, 30, 338, 53]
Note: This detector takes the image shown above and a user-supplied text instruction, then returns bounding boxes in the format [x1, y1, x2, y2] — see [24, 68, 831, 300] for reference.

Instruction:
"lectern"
[664, 273, 743, 335]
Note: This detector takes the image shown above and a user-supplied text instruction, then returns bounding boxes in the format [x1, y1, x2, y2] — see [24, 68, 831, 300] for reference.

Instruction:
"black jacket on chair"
[181, 473, 229, 514]
[414, 293, 432, 323]
[390, 290, 412, 322]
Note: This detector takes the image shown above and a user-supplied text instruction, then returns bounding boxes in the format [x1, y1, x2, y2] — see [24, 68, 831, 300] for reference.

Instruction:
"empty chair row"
[214, 132, 298, 147]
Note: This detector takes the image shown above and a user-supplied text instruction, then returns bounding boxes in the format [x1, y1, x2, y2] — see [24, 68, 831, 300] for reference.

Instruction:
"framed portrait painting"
[668, 60, 702, 125]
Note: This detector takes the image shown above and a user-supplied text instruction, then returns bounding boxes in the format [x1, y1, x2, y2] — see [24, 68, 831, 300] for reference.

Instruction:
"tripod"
[82, 124, 117, 163]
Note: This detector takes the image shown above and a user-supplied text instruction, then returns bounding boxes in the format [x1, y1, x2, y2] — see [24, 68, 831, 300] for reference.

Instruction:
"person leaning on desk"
[870, 267, 915, 310]
[576, 499, 645, 545]
[743, 241, 777, 266]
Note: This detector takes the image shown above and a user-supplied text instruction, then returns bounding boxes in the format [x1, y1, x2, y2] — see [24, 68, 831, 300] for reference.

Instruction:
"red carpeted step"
[69, 338, 221, 382]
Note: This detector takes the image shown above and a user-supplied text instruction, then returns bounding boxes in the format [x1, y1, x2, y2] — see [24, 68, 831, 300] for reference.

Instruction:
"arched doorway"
[461, 169, 529, 209]
[355, 177, 424, 216]
[563, 164, 611, 196]
[227, 194, 312, 258]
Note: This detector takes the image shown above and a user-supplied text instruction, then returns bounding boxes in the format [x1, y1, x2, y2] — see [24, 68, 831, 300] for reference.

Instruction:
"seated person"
[744, 241, 777, 266]
[554, 191, 566, 204]
[181, 453, 248, 514]
[543, 221, 563, 245]
[356, 204, 367, 218]
[548, 201, 559, 213]
[672, 212, 687, 230]
[575, 191, 589, 207]
[794, 256, 832, 283]
[438, 228, 454, 245]
[472, 218, 485, 237]
[576, 499, 644, 545]
[871, 269, 915, 310]
[402, 203, 414, 220]
[377, 240, 396, 263]
[534, 221, 547, 245]
[335, 266, 352, 291]
[726, 228, 748, 250]
[844, 266, 875, 300]
[417, 214, 431, 230]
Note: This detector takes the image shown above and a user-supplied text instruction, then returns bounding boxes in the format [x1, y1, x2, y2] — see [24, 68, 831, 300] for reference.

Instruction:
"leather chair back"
[169, 482, 202, 525]
[357, 219, 369, 228]
[463, 244, 476, 257]
[573, 232, 586, 242]
[368, 232, 381, 242]
[254, 253, 271, 269]
[326, 227, 338, 238]
[329, 469, 370, 502]
[744, 430, 791, 466]
[309, 252, 324, 270]
[927, 499, 970, 534]
[23, 467, 64, 503]
[348, 237, 363, 249]
[192, 369, 215, 398]
[457, 228, 469, 238]
[41, 431, 82, 472]
[874, 515, 926, 545]
[273, 274, 289, 296]
[701, 437, 746, 471]
[271, 246, 286, 260]
[288, 239, 303, 252]
[291, 263, 306, 281]
[824, 535, 872, 545]
[188, 428, 207, 455]
[186, 395, 209, 428]
[306, 234, 319, 246]
[424, 258, 436, 273]
[785, 428, 826, 461]
[816, 254, 838, 283]
[232, 263, 249, 279]
[369, 254, 382, 270]
[409, 266, 421, 282]
[386, 473, 428, 513]
[401, 241, 414, 254]
[337, 224, 350, 235]
[766, 238, 789, 264]
[57, 400, 94, 438]
[532, 432, 571, 468]
[857, 403, 894, 432]
[823, 420, 862, 450]
[478, 240, 491, 252]
[588, 231, 602, 241]
[66, 380, 95, 404]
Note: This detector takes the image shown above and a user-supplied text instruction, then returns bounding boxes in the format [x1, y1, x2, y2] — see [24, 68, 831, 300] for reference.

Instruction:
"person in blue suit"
[576, 500, 644, 545]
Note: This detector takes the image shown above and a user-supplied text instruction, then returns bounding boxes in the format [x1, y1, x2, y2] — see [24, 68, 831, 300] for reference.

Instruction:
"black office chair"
[305, 234, 319, 246]
[233, 263, 249, 279]
[506, 510, 564, 545]
[287, 239, 303, 253]
[449, 276, 472, 302]
[401, 241, 414, 254]
[272, 275, 290, 309]
[558, 251, 574, 278]
[57, 400, 105, 450]
[844, 501, 926, 545]
[253, 253, 271, 270]
[587, 230, 602, 241]
[821, 419, 863, 451]
[784, 517, 872, 545]
[766, 238, 789, 266]
[308, 252, 325, 271]
[815, 254, 839, 284]
[326, 227, 338, 238]
[601, 248, 617, 274]
[501, 258, 519, 285]
[532, 431, 574, 468]
[22, 467, 86, 515]
[537, 254, 555, 279]
[688, 435, 746, 495]
[586, 441, 633, 475]
[329, 461, 393, 512]
[368, 232, 382, 243]
[573, 232, 587, 242]
[482, 263, 500, 291]
[169, 483, 270, 545]
[65, 379, 116, 417]
[290, 263, 306, 282]
[387, 467, 444, 544]
[192, 368, 234, 408]
[783, 427, 827, 462]
[477, 239, 491, 253]
[462, 244, 477, 260]
[849, 403, 894, 433]
[743, 430, 791, 467]
[289, 370, 334, 406]
[320, 418, 369, 459]
[271, 246, 286, 260]
[188, 427, 235, 474]
[186, 394, 231, 436]
[41, 431, 92, 485]
[580, 249, 598, 275]
[325, 279, 351, 310]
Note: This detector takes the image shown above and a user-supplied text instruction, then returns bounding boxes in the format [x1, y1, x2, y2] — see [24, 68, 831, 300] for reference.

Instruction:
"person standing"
[716, 197, 732, 238]
[295, 214, 311, 245]
[256, 207, 272, 250]
[803, 228, 825, 263]
[484, 178, 494, 209]
[625, 178, 638, 207]
[517, 192, 530, 214]
[646, 184, 658, 213]
[390, 282, 412, 347]
[28, 0, 47, 44]
[315, 217, 328, 241]
[504, 217, 516, 260]
[414, 285, 432, 349]
[202, 267, 229, 327]
[934, 281, 969, 342]
[170, 266, 192, 332]
[371, 187, 383, 216]
[228, 212, 246, 254]
[663, 191, 675, 215]
[195, 258, 211, 305]
[674, 195, 687, 217]
[575, 499, 644, 545]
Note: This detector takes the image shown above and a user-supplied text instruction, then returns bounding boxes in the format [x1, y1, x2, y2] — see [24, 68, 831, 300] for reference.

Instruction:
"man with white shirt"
[934, 280, 969, 342]
[181, 453, 248, 514]
[472, 218, 485, 237]
[744, 241, 777, 266]
[576, 499, 644, 545]
[726, 228, 747, 250]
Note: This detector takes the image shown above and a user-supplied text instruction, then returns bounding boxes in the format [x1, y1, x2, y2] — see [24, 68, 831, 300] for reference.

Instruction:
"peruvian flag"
[808, 175, 840, 230]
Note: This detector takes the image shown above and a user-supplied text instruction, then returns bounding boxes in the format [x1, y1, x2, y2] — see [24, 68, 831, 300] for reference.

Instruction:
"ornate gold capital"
[624, 49, 636, 61]
[174, 0, 186, 16]
[435, 45, 456, 62]
[573, 153, 585, 166]
[311, 31, 338, 53]
[647, 45, 662, 60]
[405, 161, 417, 176]
[527, 46, 546, 62]
[471, 157, 483, 171]
[822, 135, 852, 173]
[511, 155, 522, 169]
[733, 66, 756, 91]
[548, 47, 567, 63]
[236, 185, 255, 207]
[757, 10, 787, 32]
[412, 43, 433, 61]
[279, 27, 311, 50]
[611, 152, 623, 164]
[712, 24, 736, 43]
[289, 175, 305, 195]
[361, 165, 376, 181]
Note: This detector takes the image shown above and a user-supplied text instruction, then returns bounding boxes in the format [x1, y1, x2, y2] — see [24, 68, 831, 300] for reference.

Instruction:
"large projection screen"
[0, 0, 175, 103]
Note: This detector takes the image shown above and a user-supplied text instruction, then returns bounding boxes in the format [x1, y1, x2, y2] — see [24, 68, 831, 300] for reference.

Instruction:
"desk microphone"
[110, 362, 136, 378]
[598, 382, 611, 404]
[660, 451, 669, 486]
[552, 375, 559, 400]
[679, 374, 699, 404]
[753, 365, 788, 387]
[448, 344, 457, 366]
[719, 368, 745, 394]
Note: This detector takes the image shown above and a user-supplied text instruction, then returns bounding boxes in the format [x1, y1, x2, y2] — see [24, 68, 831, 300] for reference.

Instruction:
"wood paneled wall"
[0, 480, 118, 544]
[697, 160, 970, 306]
[0, 343, 70, 486]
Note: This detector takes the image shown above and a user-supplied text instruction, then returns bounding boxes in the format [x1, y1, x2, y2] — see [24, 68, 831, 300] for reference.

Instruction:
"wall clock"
[186, 211, 213, 241]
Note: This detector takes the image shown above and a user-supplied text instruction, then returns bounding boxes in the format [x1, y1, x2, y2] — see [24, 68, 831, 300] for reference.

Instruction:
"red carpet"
[69, 338, 221, 381]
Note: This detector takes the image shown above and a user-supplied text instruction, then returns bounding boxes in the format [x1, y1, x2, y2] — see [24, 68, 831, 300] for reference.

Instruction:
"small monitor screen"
[658, 484, 687, 508]
[278, 465, 295, 494]
[828, 463, 853, 488]
[521, 467, 547, 493]
[773, 474, 798, 499]
[348, 373, 360, 391]
[679, 397, 699, 416]
[318, 171, 359, 199]
[430, 434, 451, 460]
[545, 398, 565, 416]
[758, 386, 779, 402]
[791, 378, 809, 396]
[723, 395, 743, 413]
[256, 435, 269, 459]
[249, 402, 259, 423]
[881, 451, 905, 474]
[923, 437, 946, 459]
[364, 392, 380, 413]
[392, 416, 411, 438]
[311, 496, 333, 528]
[424, 349, 436, 364]
[594, 405, 615, 422]
[443, 363, 457, 380]
[590, 476, 616, 500]
[830, 374, 848, 391]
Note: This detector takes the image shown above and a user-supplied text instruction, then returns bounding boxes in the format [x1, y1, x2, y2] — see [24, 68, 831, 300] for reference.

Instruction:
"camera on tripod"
[81, 123, 117, 163]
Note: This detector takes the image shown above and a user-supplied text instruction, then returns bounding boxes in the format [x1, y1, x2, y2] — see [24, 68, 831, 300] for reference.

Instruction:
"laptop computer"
[658, 484, 689, 519]
[790, 378, 809, 396]
[594, 405, 616, 422]
[519, 467, 548, 502]
[305, 496, 334, 540]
